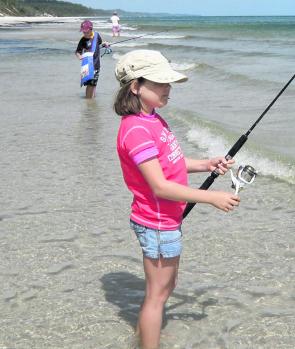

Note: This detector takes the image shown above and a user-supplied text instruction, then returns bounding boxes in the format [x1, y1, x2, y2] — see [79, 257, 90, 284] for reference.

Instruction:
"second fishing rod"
[183, 73, 295, 219]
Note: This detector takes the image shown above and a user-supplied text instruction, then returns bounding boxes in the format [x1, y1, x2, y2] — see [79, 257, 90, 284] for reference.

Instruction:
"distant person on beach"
[110, 11, 120, 37]
[75, 20, 103, 99]
[114, 49, 240, 349]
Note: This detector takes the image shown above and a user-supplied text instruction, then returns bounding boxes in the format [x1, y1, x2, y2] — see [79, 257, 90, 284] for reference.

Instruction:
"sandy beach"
[1, 17, 295, 349]
[0, 16, 78, 26]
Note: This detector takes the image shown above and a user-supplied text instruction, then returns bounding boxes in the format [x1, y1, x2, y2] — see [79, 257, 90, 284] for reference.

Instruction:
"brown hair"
[113, 78, 145, 116]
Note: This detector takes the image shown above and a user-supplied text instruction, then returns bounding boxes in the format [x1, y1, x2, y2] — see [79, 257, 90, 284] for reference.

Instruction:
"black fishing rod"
[101, 29, 173, 57]
[183, 73, 295, 219]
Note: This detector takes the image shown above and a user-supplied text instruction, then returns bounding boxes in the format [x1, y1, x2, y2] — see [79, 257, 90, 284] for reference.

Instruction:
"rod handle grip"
[182, 174, 216, 218]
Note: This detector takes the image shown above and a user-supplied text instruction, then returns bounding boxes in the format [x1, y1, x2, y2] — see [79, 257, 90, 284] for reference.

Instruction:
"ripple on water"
[46, 262, 75, 275]
[38, 233, 78, 243]
[223, 318, 243, 333]
[245, 286, 281, 297]
[284, 249, 295, 258]
[260, 307, 295, 317]
[2, 290, 17, 302]
[220, 291, 251, 308]
[21, 290, 38, 301]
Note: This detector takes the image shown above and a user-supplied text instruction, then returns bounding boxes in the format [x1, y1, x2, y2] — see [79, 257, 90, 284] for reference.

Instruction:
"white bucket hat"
[115, 50, 188, 85]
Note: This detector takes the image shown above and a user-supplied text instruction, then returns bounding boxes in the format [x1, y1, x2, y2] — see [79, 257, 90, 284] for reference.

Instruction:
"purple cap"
[80, 20, 93, 32]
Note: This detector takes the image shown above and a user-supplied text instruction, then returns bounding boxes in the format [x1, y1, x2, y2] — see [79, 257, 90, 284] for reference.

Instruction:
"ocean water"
[111, 15, 295, 182]
[0, 16, 295, 349]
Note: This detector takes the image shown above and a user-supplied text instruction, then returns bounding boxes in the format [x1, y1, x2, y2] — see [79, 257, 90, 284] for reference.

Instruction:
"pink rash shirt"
[117, 112, 188, 230]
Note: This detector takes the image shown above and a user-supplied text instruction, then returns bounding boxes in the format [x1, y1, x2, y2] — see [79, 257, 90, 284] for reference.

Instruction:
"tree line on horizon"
[0, 0, 117, 16]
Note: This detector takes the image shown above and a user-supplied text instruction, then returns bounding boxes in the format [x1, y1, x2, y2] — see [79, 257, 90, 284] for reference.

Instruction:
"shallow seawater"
[0, 18, 295, 349]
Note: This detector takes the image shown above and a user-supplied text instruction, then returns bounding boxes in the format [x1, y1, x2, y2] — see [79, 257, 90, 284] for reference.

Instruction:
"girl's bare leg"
[138, 255, 180, 349]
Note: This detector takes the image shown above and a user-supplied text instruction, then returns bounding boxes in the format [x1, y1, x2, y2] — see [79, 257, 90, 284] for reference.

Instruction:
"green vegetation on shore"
[0, 0, 114, 16]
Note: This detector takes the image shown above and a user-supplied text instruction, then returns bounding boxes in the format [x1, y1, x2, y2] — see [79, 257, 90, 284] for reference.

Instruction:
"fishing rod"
[183, 73, 295, 219]
[101, 29, 173, 57]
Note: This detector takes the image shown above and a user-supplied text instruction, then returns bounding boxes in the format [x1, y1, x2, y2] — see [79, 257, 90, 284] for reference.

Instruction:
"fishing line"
[183, 73, 295, 219]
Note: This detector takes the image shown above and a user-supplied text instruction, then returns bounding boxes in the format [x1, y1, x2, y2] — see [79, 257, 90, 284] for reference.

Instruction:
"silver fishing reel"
[230, 165, 257, 195]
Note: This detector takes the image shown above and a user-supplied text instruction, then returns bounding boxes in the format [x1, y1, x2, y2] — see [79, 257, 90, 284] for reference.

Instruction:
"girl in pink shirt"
[114, 50, 240, 349]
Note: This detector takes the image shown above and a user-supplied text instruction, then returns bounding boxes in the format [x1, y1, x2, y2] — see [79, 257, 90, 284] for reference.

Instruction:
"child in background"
[114, 50, 240, 349]
[110, 11, 121, 37]
[75, 20, 102, 99]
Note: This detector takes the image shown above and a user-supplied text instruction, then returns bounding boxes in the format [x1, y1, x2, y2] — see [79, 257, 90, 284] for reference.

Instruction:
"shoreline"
[0, 16, 81, 27]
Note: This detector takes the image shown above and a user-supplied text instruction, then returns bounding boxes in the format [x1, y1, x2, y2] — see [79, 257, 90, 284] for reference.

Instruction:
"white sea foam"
[92, 22, 112, 30]
[113, 31, 147, 38]
[112, 52, 124, 61]
[171, 62, 197, 71]
[122, 25, 137, 31]
[108, 31, 183, 40]
[144, 34, 185, 39]
[113, 42, 148, 48]
[187, 128, 295, 183]
[0, 16, 76, 26]
[93, 19, 137, 31]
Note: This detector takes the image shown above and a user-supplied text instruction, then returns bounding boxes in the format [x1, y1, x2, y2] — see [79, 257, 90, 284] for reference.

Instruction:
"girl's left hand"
[208, 157, 234, 175]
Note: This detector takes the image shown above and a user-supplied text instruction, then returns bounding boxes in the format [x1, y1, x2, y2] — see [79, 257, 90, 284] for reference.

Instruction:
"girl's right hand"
[209, 191, 240, 212]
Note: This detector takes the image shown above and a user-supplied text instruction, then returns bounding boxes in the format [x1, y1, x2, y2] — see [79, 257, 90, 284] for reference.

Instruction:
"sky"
[69, 0, 295, 16]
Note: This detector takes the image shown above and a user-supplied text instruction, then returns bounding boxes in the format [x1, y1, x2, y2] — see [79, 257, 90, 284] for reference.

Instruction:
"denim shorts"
[130, 220, 183, 259]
